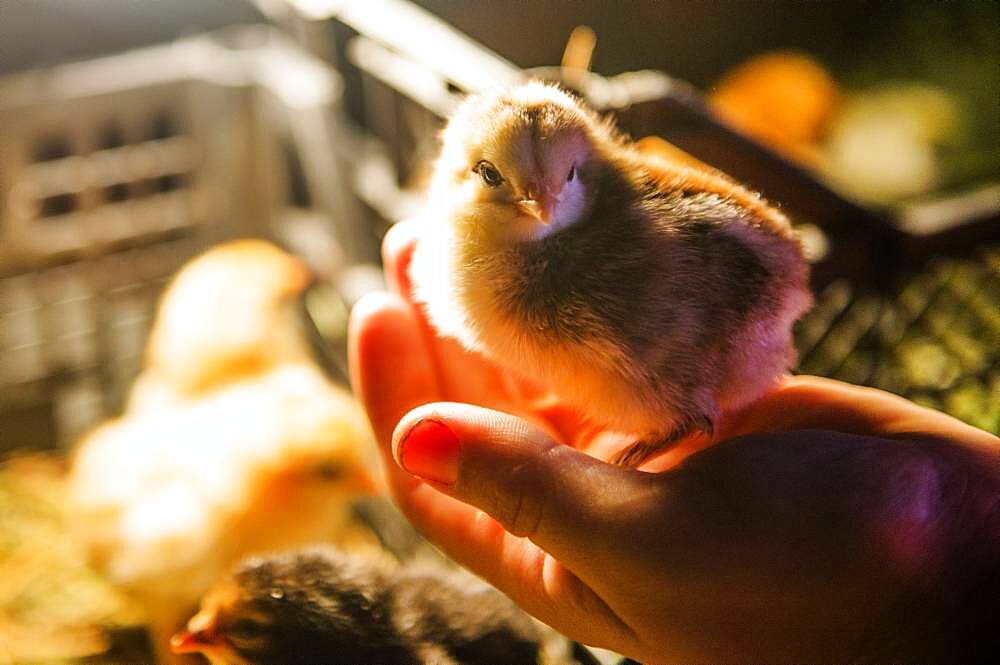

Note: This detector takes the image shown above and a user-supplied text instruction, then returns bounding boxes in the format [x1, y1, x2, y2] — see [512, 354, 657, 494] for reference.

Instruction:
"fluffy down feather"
[69, 240, 377, 664]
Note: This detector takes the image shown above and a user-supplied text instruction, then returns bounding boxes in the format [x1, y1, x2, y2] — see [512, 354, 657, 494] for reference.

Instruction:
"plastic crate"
[0, 26, 366, 450]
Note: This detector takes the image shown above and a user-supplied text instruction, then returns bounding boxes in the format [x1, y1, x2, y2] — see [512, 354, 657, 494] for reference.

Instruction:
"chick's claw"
[610, 417, 714, 468]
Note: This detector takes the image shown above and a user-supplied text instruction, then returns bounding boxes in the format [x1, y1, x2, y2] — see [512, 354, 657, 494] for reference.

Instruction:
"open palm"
[349, 219, 999, 662]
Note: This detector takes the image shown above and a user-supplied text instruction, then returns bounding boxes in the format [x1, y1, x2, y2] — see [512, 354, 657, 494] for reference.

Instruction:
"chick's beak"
[283, 261, 316, 298]
[352, 464, 380, 495]
[171, 611, 219, 654]
[171, 629, 209, 654]
[517, 198, 552, 225]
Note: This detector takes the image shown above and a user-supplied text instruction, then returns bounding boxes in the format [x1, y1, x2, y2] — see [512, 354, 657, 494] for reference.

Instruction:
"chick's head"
[172, 548, 402, 665]
[144, 240, 314, 395]
[218, 371, 379, 556]
[433, 81, 603, 244]
[170, 571, 258, 665]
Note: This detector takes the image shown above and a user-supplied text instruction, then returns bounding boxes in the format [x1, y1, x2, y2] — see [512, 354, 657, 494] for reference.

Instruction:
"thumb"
[392, 402, 658, 566]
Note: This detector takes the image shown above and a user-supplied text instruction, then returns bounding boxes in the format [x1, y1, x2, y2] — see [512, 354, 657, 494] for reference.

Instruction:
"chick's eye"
[227, 618, 265, 642]
[476, 161, 503, 187]
[567, 165, 576, 182]
[314, 460, 343, 480]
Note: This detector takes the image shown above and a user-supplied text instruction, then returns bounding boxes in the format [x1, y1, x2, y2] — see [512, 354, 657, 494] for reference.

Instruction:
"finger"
[381, 220, 419, 297]
[348, 291, 491, 539]
[392, 402, 661, 571]
[378, 220, 479, 400]
[379, 221, 464, 402]
[380, 220, 557, 426]
[378, 219, 624, 448]
[349, 291, 440, 447]
[348, 290, 491, 540]
[349, 296, 629, 645]
[724, 375, 999, 449]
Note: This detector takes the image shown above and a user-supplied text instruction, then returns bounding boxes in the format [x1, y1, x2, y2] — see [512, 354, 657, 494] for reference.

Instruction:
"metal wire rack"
[798, 248, 999, 432]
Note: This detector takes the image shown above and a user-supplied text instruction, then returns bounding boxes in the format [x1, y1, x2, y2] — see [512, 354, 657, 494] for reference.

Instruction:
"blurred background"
[0, 1, 997, 663]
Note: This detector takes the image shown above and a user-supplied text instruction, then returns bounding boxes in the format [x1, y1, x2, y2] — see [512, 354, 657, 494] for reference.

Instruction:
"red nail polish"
[399, 419, 460, 485]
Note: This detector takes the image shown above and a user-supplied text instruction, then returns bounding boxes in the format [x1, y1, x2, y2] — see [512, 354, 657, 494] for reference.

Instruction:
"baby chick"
[128, 239, 316, 410]
[411, 82, 813, 467]
[171, 546, 555, 665]
[69, 240, 378, 664]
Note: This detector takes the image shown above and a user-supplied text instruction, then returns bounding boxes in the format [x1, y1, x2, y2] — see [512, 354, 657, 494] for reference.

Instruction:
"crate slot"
[282, 140, 312, 208]
[33, 135, 74, 162]
[98, 123, 127, 150]
[38, 192, 78, 218]
[156, 173, 185, 194]
[150, 111, 180, 140]
[103, 182, 131, 203]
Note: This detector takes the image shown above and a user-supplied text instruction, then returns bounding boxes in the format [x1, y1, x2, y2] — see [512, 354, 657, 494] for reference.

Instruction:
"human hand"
[349, 219, 999, 663]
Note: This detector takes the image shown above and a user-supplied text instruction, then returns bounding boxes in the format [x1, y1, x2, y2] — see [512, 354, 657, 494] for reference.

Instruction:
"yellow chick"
[68, 240, 377, 664]
[127, 240, 315, 409]
[411, 82, 813, 467]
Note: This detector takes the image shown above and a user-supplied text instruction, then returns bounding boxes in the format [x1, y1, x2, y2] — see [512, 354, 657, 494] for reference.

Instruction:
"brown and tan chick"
[411, 82, 813, 467]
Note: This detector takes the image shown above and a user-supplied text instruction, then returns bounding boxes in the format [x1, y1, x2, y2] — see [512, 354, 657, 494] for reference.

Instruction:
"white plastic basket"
[0, 26, 364, 449]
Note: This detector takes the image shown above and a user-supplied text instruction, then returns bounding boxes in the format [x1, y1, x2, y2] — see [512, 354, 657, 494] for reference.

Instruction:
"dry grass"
[0, 453, 147, 665]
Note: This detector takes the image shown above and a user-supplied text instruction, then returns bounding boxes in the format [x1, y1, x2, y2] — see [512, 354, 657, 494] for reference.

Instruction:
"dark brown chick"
[411, 81, 813, 466]
[172, 547, 549, 665]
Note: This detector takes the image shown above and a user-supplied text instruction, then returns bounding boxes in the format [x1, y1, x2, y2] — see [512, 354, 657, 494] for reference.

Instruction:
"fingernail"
[398, 419, 460, 485]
